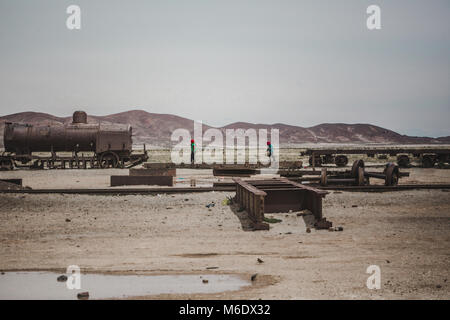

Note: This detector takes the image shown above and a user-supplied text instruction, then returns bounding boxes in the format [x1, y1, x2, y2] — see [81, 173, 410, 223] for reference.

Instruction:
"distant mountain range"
[1, 110, 449, 147]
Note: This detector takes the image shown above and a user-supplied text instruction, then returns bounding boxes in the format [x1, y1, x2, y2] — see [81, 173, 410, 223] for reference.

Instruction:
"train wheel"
[320, 168, 328, 186]
[357, 167, 365, 186]
[335, 155, 348, 167]
[99, 152, 119, 168]
[397, 155, 410, 168]
[0, 158, 14, 171]
[384, 163, 399, 186]
[323, 155, 334, 164]
[351, 160, 365, 178]
[308, 156, 322, 167]
[422, 156, 435, 168]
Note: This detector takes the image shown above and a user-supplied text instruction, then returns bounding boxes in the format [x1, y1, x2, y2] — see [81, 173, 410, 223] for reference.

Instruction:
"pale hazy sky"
[0, 0, 449, 137]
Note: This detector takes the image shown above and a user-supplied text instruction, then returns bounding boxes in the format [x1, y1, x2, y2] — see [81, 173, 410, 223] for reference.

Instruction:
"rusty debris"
[110, 175, 174, 187]
[233, 177, 328, 231]
[314, 218, 332, 230]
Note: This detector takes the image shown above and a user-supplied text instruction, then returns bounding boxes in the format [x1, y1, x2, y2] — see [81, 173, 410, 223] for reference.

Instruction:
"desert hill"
[0, 110, 448, 147]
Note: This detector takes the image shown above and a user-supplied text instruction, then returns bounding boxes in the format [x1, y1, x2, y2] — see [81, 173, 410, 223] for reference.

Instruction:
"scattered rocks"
[436, 285, 442, 289]
[257, 258, 264, 264]
[77, 291, 89, 299]
[306, 228, 311, 233]
[386, 260, 391, 264]
[65, 218, 71, 222]
[202, 279, 209, 284]
[329, 226, 344, 232]
[314, 218, 332, 230]
[206, 267, 218, 270]
[251, 273, 258, 281]
[57, 275, 68, 282]
[184, 199, 189, 202]
[351, 205, 358, 208]
[1, 271, 5, 275]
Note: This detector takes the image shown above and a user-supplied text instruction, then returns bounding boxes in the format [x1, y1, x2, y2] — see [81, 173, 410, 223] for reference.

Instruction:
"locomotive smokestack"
[72, 111, 88, 124]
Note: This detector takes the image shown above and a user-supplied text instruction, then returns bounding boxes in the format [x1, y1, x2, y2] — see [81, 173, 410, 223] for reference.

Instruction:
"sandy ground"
[0, 168, 449, 299]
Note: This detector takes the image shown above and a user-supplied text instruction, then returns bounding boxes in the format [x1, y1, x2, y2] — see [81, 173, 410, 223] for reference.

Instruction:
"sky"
[0, 0, 449, 137]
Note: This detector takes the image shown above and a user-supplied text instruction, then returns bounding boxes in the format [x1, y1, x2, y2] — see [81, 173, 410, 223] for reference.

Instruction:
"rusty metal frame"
[233, 177, 328, 230]
[302, 147, 450, 168]
[110, 175, 173, 187]
[213, 167, 259, 177]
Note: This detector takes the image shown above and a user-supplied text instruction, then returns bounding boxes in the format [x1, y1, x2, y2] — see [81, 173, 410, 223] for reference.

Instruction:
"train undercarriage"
[0, 150, 148, 170]
[305, 148, 450, 168]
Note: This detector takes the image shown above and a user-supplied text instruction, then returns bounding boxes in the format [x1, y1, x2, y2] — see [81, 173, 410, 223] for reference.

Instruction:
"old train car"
[301, 147, 450, 168]
[0, 111, 147, 170]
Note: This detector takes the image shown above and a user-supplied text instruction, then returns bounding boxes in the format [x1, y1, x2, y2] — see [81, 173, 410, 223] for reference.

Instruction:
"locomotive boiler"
[1, 111, 147, 170]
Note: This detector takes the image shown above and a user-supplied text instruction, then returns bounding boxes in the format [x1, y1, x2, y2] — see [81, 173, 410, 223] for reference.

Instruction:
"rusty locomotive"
[0, 111, 148, 170]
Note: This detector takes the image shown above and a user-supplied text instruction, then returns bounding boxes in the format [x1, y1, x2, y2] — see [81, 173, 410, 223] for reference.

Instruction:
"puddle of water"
[0, 272, 250, 300]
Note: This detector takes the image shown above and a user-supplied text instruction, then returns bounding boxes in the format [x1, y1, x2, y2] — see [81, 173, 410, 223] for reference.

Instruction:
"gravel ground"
[0, 168, 449, 299]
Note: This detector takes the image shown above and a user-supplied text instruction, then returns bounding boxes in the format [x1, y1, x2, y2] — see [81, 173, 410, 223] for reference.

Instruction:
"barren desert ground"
[0, 167, 449, 299]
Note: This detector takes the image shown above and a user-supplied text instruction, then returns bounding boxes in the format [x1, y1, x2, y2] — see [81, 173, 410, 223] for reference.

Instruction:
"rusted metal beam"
[110, 175, 173, 187]
[129, 168, 176, 176]
[0, 178, 22, 186]
[234, 178, 268, 230]
[213, 168, 259, 177]
[0, 184, 449, 195]
[140, 161, 304, 170]
[301, 147, 450, 156]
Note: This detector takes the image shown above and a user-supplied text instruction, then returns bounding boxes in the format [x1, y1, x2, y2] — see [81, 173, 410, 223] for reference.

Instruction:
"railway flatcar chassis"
[301, 147, 450, 168]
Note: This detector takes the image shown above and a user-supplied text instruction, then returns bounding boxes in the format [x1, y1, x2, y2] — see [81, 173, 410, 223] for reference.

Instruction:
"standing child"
[267, 141, 273, 162]
[191, 139, 195, 164]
